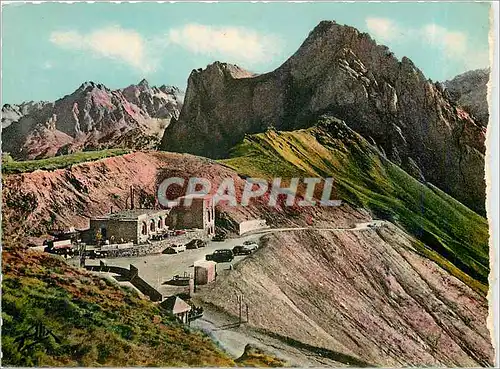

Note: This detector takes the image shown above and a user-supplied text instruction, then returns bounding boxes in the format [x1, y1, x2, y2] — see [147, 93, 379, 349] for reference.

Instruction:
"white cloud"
[365, 17, 401, 42]
[166, 24, 281, 65]
[421, 23, 488, 69]
[50, 31, 81, 48]
[364, 17, 489, 71]
[421, 24, 467, 56]
[50, 26, 157, 73]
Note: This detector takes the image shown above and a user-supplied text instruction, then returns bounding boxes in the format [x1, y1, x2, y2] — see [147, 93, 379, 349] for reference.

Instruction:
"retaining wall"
[239, 219, 269, 235]
[85, 263, 162, 302]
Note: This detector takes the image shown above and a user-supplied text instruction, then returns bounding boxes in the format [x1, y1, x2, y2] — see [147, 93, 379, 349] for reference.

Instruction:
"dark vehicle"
[232, 245, 252, 256]
[151, 233, 169, 241]
[86, 250, 98, 259]
[175, 230, 186, 236]
[212, 232, 226, 242]
[185, 239, 207, 249]
[206, 249, 234, 263]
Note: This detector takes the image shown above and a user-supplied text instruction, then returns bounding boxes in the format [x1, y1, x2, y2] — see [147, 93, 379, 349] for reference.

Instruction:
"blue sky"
[1, 2, 491, 104]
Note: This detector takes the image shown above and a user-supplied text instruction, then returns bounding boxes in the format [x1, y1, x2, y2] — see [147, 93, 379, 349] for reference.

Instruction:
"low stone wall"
[85, 264, 130, 277]
[239, 219, 269, 235]
[85, 229, 207, 259]
[85, 263, 162, 302]
[101, 242, 134, 250]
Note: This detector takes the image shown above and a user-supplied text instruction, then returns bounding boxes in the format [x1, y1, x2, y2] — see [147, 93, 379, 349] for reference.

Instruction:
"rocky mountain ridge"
[161, 20, 487, 215]
[2, 101, 51, 129]
[2, 80, 183, 160]
[443, 68, 490, 127]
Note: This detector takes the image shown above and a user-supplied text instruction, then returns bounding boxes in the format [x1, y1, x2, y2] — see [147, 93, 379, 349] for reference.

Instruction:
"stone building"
[167, 195, 215, 236]
[84, 209, 170, 245]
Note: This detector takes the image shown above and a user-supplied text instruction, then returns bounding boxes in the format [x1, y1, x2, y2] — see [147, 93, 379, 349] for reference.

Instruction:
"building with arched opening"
[82, 194, 216, 245]
[84, 209, 171, 245]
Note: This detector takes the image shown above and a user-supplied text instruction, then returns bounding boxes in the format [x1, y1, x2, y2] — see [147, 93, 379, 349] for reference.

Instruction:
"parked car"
[162, 244, 186, 254]
[185, 239, 207, 249]
[243, 240, 258, 246]
[232, 245, 252, 256]
[212, 232, 226, 242]
[245, 243, 258, 252]
[94, 250, 108, 258]
[175, 230, 187, 236]
[206, 249, 234, 263]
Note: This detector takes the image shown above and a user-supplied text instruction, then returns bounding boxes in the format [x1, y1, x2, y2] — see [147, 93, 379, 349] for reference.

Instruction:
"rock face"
[444, 68, 490, 127]
[2, 101, 51, 129]
[161, 21, 486, 214]
[2, 80, 183, 160]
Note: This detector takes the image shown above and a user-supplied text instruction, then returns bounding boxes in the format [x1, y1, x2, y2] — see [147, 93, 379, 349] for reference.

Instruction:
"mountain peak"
[79, 81, 97, 90]
[444, 68, 490, 127]
[192, 61, 255, 80]
[309, 20, 339, 35]
[3, 79, 183, 160]
[162, 20, 486, 214]
[305, 20, 367, 43]
[76, 81, 110, 94]
[138, 78, 150, 88]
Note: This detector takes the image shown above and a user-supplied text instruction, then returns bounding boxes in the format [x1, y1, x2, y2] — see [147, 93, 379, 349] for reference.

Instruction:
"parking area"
[79, 234, 262, 297]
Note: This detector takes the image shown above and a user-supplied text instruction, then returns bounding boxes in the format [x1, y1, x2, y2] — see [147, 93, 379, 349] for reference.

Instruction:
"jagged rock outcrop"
[161, 21, 486, 214]
[2, 80, 183, 160]
[444, 68, 490, 127]
[121, 79, 183, 120]
[2, 101, 51, 129]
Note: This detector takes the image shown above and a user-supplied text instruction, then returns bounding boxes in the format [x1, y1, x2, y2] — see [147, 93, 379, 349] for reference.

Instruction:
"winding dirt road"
[241, 220, 385, 236]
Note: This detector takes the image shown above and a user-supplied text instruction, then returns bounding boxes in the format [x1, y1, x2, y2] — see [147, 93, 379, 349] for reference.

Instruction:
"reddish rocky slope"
[2, 151, 326, 245]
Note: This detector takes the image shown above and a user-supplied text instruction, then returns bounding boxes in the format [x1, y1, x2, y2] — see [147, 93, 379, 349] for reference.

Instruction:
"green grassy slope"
[2, 149, 130, 174]
[1, 249, 235, 367]
[2, 245, 284, 367]
[221, 116, 489, 294]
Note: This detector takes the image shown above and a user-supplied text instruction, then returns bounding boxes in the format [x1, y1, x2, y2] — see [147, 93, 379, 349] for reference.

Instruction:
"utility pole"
[79, 243, 86, 268]
[237, 295, 243, 326]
